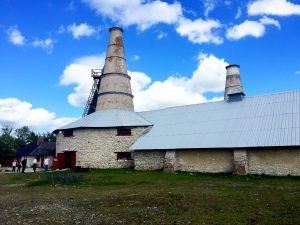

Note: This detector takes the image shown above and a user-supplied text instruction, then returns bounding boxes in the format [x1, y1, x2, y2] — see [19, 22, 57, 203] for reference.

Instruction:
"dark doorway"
[64, 151, 76, 169]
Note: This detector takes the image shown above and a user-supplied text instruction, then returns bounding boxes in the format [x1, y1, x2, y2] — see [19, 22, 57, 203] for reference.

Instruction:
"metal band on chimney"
[105, 56, 126, 61]
[101, 72, 131, 80]
[109, 27, 123, 32]
[98, 91, 134, 98]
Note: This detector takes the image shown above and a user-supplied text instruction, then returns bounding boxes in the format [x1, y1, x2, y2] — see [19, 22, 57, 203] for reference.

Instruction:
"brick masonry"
[233, 150, 248, 175]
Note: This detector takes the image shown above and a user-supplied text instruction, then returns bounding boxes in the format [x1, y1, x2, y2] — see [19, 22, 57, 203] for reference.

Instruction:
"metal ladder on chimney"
[82, 69, 102, 117]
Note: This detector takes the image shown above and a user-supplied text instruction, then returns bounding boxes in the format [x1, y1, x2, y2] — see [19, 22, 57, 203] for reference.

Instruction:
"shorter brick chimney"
[224, 64, 245, 101]
[37, 136, 44, 145]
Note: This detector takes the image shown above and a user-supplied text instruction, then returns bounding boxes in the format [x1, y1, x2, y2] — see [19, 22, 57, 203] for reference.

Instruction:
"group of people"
[11, 156, 50, 173]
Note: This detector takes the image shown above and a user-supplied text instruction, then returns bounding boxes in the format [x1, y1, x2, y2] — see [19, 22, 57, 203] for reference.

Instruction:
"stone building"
[54, 27, 300, 176]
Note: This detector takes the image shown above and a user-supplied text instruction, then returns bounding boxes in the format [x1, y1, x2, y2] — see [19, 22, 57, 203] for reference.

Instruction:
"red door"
[70, 151, 76, 169]
[57, 153, 66, 169]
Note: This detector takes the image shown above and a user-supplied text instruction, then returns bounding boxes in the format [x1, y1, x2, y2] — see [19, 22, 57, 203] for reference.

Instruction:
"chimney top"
[224, 64, 245, 101]
[37, 136, 44, 145]
[109, 27, 123, 32]
[225, 64, 240, 69]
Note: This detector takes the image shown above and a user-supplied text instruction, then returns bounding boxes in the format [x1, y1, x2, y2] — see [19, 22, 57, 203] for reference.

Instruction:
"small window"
[63, 129, 73, 137]
[117, 128, 131, 136]
[115, 152, 132, 160]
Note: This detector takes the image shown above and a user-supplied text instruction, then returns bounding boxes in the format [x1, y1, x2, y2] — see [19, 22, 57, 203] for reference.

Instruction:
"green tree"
[15, 126, 37, 146]
[0, 126, 18, 160]
[42, 132, 56, 142]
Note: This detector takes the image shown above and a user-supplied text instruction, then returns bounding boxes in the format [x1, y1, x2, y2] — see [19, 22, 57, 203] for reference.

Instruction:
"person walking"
[32, 158, 37, 173]
[16, 160, 21, 172]
[44, 156, 49, 172]
[21, 157, 27, 173]
[12, 160, 16, 172]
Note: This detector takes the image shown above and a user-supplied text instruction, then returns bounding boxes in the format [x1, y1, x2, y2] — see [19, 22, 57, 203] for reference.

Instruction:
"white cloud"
[188, 53, 228, 93]
[82, 0, 223, 45]
[60, 53, 227, 111]
[131, 55, 140, 61]
[131, 53, 227, 111]
[226, 20, 265, 40]
[203, 0, 217, 17]
[226, 16, 281, 40]
[235, 7, 242, 19]
[59, 55, 105, 107]
[176, 17, 223, 44]
[32, 38, 56, 54]
[157, 31, 168, 39]
[7, 26, 25, 45]
[259, 16, 281, 29]
[67, 1, 76, 11]
[82, 0, 182, 31]
[248, 0, 300, 16]
[0, 98, 77, 131]
[295, 71, 300, 75]
[67, 23, 96, 39]
[57, 25, 66, 34]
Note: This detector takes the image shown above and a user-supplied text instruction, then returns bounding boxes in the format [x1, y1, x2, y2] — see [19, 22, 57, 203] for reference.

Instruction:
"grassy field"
[0, 169, 300, 225]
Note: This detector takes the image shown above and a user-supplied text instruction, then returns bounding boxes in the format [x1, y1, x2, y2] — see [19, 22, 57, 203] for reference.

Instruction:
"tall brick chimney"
[224, 64, 245, 101]
[95, 27, 134, 111]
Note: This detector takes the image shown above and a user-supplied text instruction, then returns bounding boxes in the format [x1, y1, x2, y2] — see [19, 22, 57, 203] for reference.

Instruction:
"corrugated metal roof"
[131, 90, 300, 150]
[54, 109, 152, 132]
[30, 142, 55, 156]
[16, 143, 37, 157]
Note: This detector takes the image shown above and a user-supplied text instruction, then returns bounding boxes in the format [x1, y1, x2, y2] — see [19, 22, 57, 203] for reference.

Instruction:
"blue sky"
[0, 0, 300, 132]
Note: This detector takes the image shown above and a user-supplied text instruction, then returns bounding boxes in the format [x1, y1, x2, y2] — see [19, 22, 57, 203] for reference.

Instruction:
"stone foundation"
[134, 151, 165, 170]
[248, 148, 300, 176]
[134, 148, 300, 176]
[176, 150, 233, 173]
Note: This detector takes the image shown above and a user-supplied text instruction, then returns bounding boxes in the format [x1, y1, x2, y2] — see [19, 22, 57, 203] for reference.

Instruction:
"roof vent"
[224, 64, 245, 102]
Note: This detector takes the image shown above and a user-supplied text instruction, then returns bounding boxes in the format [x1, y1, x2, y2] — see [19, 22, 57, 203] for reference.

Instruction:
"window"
[117, 128, 131, 136]
[63, 129, 73, 137]
[115, 152, 132, 160]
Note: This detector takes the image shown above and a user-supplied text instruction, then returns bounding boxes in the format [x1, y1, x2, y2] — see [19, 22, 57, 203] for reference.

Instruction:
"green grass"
[0, 169, 300, 225]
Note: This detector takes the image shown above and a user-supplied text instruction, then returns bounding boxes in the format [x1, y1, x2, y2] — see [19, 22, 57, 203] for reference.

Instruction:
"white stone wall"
[176, 150, 233, 173]
[248, 148, 300, 176]
[134, 151, 165, 170]
[56, 127, 147, 168]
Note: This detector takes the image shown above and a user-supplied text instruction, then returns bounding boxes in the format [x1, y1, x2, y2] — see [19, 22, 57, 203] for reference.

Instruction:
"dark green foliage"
[0, 125, 56, 160]
[15, 126, 38, 146]
[0, 126, 18, 160]
[41, 132, 56, 142]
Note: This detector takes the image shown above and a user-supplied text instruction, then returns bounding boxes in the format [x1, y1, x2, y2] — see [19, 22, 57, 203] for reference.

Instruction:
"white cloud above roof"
[67, 23, 96, 39]
[259, 16, 281, 29]
[32, 38, 56, 54]
[7, 26, 25, 46]
[202, 0, 217, 18]
[226, 20, 265, 40]
[226, 17, 280, 40]
[82, 0, 182, 31]
[59, 52, 227, 111]
[0, 98, 77, 131]
[59, 55, 105, 107]
[235, 7, 242, 19]
[176, 17, 223, 44]
[248, 0, 300, 16]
